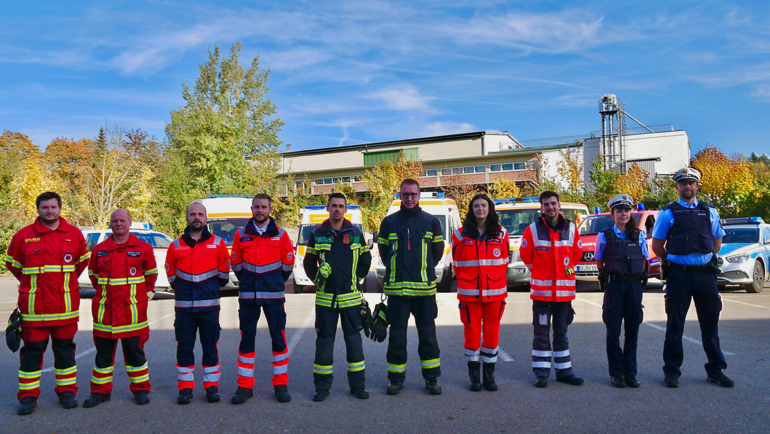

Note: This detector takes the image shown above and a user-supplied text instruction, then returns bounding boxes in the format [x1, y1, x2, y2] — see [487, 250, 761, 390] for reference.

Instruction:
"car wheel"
[294, 284, 304, 294]
[745, 261, 765, 293]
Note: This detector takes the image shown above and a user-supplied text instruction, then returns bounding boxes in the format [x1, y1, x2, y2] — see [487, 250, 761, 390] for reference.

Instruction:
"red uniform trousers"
[18, 323, 78, 402]
[458, 300, 506, 363]
[90, 332, 150, 395]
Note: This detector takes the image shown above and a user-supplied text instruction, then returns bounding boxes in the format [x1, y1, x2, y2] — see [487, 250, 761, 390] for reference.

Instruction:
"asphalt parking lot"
[1, 276, 769, 433]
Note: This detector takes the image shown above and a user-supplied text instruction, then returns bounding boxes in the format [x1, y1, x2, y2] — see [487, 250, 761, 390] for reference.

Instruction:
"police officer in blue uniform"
[596, 194, 649, 388]
[652, 167, 733, 388]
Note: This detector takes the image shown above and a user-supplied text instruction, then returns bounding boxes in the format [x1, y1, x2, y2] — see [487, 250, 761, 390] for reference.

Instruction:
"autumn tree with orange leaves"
[692, 146, 756, 216]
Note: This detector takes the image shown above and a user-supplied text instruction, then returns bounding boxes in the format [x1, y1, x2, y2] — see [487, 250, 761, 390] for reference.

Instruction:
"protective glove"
[319, 263, 332, 278]
[6, 308, 22, 353]
[370, 301, 389, 343]
[564, 266, 575, 276]
[598, 272, 606, 292]
[359, 298, 373, 338]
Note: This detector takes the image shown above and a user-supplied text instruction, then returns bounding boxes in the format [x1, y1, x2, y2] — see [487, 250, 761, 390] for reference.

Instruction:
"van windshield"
[207, 217, 250, 246]
[298, 223, 365, 245]
[579, 213, 643, 235]
[498, 208, 585, 236]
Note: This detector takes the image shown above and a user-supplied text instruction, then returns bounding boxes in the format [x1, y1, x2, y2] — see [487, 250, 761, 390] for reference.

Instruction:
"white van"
[374, 192, 461, 292]
[195, 195, 254, 290]
[495, 197, 589, 287]
[293, 205, 368, 293]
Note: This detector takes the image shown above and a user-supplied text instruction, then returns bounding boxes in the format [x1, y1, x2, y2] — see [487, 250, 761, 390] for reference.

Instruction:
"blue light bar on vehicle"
[205, 194, 253, 198]
[493, 196, 540, 205]
[721, 217, 765, 225]
[637, 204, 645, 211]
[305, 206, 326, 210]
[348, 205, 360, 209]
[593, 207, 601, 214]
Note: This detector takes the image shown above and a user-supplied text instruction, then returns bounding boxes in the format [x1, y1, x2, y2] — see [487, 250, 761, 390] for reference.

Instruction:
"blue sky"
[1, 1, 769, 156]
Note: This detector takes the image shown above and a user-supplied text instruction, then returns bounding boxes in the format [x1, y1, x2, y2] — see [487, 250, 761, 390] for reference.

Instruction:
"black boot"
[178, 388, 193, 405]
[206, 386, 220, 403]
[231, 387, 252, 405]
[84, 393, 111, 408]
[58, 392, 78, 409]
[274, 385, 291, 403]
[483, 363, 498, 391]
[468, 361, 482, 391]
[17, 397, 37, 415]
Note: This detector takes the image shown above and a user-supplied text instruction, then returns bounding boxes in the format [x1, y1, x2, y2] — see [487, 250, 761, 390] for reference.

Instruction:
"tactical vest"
[665, 201, 714, 255]
[601, 229, 645, 277]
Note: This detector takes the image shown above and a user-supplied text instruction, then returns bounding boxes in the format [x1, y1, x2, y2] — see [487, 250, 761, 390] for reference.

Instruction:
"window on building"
[442, 168, 451, 175]
[342, 176, 351, 182]
[354, 175, 362, 182]
[427, 169, 438, 177]
[475, 165, 485, 173]
[490, 164, 502, 172]
[463, 166, 475, 174]
[502, 163, 513, 171]
[315, 178, 323, 185]
[453, 167, 462, 174]
[514, 162, 526, 170]
[324, 177, 332, 184]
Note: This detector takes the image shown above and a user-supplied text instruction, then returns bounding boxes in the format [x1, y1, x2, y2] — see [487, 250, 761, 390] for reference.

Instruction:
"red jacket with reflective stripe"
[520, 215, 583, 302]
[88, 234, 158, 338]
[452, 225, 509, 302]
[5, 217, 90, 327]
[231, 218, 294, 305]
[165, 231, 230, 311]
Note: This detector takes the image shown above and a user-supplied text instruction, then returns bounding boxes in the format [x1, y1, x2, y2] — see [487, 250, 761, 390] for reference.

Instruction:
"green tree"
[165, 42, 284, 194]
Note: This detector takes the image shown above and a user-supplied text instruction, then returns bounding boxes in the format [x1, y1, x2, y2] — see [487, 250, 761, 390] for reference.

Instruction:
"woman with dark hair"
[452, 193, 510, 391]
[595, 194, 649, 389]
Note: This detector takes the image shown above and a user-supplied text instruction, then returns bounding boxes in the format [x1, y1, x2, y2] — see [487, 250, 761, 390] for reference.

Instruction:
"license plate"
[577, 264, 598, 272]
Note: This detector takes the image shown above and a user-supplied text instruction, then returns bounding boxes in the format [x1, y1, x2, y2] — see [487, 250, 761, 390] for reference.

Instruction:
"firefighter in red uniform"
[166, 202, 230, 404]
[452, 194, 509, 392]
[230, 193, 294, 404]
[520, 191, 585, 388]
[83, 209, 158, 408]
[5, 192, 90, 415]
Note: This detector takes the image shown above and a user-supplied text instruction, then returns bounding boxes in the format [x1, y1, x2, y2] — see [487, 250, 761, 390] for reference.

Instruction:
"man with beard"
[378, 179, 445, 396]
[652, 167, 732, 388]
[520, 190, 584, 388]
[165, 202, 231, 404]
[84, 209, 158, 408]
[230, 193, 295, 404]
[5, 192, 90, 415]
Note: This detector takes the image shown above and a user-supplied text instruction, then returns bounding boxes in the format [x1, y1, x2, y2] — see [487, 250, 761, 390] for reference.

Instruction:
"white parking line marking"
[721, 297, 770, 310]
[41, 312, 176, 373]
[288, 306, 315, 355]
[498, 347, 514, 362]
[575, 298, 736, 356]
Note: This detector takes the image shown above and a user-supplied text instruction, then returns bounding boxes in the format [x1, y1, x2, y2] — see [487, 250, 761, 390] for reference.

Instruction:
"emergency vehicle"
[374, 192, 462, 292]
[495, 198, 589, 288]
[575, 205, 661, 287]
[293, 205, 368, 293]
[195, 195, 254, 290]
[79, 222, 173, 294]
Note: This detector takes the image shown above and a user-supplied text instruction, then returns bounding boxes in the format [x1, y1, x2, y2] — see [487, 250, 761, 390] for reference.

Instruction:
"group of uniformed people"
[5, 165, 733, 415]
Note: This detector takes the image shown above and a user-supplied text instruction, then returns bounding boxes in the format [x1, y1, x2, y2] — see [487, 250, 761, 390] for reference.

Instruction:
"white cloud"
[420, 121, 476, 137]
[748, 85, 770, 102]
[365, 83, 434, 111]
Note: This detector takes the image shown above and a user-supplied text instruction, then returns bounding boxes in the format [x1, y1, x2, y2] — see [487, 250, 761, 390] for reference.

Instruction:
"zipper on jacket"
[407, 228, 411, 251]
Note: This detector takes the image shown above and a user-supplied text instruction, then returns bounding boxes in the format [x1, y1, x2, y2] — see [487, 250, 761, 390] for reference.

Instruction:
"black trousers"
[603, 281, 644, 377]
[663, 268, 727, 376]
[532, 300, 575, 379]
[386, 295, 441, 381]
[313, 306, 365, 391]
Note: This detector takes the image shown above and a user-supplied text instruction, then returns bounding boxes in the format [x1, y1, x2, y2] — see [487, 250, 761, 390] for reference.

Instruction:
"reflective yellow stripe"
[19, 370, 42, 379]
[97, 280, 107, 325]
[387, 363, 406, 373]
[348, 361, 365, 372]
[94, 365, 114, 374]
[421, 235, 428, 282]
[421, 358, 441, 369]
[63, 272, 72, 312]
[54, 366, 77, 375]
[126, 362, 148, 373]
[313, 364, 333, 375]
[28, 275, 37, 315]
[130, 284, 138, 324]
[56, 377, 77, 386]
[91, 376, 113, 384]
[144, 268, 158, 275]
[100, 277, 146, 285]
[79, 252, 91, 263]
[129, 374, 149, 383]
[19, 381, 41, 390]
[93, 321, 148, 334]
[21, 311, 79, 321]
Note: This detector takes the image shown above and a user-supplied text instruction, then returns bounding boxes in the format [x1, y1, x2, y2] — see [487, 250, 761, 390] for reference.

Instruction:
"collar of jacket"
[181, 225, 213, 248]
[461, 223, 501, 240]
[244, 217, 279, 236]
[399, 204, 422, 217]
[319, 218, 353, 235]
[103, 233, 143, 250]
[33, 216, 72, 234]
[540, 213, 566, 231]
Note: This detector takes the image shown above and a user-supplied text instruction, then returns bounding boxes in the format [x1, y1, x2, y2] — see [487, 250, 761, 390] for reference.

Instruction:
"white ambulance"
[293, 205, 368, 293]
[373, 192, 462, 292]
[495, 197, 589, 287]
[195, 195, 254, 290]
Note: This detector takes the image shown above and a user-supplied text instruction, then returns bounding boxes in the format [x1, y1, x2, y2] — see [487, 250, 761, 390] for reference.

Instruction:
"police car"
[716, 217, 770, 293]
[78, 222, 174, 297]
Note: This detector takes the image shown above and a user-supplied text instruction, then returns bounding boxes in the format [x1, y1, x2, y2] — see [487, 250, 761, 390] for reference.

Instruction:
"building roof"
[282, 130, 520, 157]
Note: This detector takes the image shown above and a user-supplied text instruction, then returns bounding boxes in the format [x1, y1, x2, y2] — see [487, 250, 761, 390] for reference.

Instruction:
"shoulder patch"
[98, 250, 111, 257]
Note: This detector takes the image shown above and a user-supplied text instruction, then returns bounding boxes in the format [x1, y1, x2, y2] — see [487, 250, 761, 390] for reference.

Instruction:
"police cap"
[673, 167, 701, 183]
[608, 194, 634, 210]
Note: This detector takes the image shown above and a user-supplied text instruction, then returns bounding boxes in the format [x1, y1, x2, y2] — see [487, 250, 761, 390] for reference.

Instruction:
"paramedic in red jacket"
[5, 192, 90, 415]
[452, 194, 509, 392]
[520, 191, 585, 388]
[84, 209, 158, 408]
